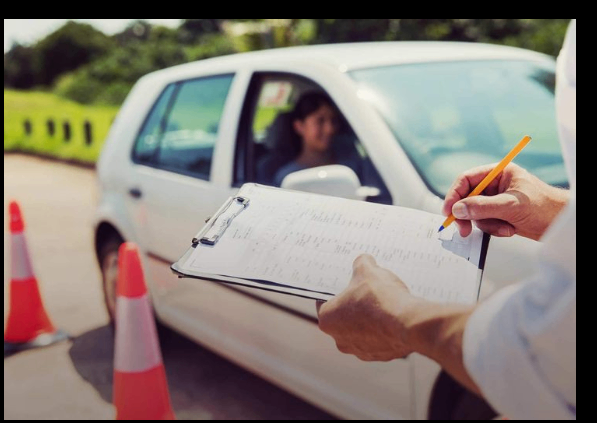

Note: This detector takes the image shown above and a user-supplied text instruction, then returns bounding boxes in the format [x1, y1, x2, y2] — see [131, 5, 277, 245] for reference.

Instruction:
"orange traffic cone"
[113, 242, 175, 420]
[4, 200, 68, 355]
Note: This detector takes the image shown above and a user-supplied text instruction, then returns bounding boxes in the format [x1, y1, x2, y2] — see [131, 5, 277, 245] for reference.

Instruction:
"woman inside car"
[273, 91, 360, 187]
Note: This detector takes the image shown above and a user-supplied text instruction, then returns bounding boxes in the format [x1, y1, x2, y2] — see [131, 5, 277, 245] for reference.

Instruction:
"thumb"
[452, 193, 518, 222]
[316, 299, 326, 314]
[352, 253, 377, 275]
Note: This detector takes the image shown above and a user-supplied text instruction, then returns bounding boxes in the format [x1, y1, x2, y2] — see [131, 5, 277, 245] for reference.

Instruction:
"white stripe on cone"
[114, 294, 163, 373]
[10, 233, 34, 281]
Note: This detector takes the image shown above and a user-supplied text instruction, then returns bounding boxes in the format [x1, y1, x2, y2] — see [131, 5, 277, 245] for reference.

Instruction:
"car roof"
[145, 41, 554, 82]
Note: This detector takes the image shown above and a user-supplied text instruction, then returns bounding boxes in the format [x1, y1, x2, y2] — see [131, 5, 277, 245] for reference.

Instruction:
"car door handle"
[128, 187, 143, 199]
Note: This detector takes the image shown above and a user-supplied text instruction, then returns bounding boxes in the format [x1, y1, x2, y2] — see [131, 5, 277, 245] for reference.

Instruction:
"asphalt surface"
[3, 153, 336, 420]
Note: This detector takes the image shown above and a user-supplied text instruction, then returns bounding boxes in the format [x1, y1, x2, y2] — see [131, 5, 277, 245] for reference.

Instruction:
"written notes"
[185, 184, 484, 304]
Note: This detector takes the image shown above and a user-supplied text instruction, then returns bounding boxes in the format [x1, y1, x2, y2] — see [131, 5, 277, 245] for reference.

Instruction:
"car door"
[125, 73, 238, 304]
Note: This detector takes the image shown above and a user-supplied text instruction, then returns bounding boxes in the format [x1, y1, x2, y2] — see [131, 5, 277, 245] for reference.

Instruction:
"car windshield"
[349, 60, 568, 197]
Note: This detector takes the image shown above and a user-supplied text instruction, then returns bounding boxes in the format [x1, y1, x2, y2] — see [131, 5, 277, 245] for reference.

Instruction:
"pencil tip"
[438, 225, 444, 233]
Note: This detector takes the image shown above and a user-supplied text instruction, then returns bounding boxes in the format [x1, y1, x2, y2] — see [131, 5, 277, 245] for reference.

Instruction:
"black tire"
[428, 370, 498, 420]
[98, 234, 123, 329]
[97, 234, 174, 345]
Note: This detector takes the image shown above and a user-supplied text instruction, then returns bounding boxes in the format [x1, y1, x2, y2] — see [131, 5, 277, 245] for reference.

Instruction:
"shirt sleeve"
[462, 19, 576, 420]
[463, 195, 576, 419]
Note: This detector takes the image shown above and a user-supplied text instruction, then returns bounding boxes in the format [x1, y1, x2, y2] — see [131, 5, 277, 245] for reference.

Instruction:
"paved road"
[3, 153, 336, 420]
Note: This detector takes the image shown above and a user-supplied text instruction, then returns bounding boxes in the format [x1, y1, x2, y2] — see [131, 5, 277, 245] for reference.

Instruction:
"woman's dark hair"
[292, 91, 336, 121]
[286, 91, 337, 156]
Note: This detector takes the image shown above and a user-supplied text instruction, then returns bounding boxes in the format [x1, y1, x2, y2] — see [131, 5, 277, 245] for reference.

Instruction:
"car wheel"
[427, 370, 498, 420]
[98, 234, 173, 344]
[99, 234, 123, 327]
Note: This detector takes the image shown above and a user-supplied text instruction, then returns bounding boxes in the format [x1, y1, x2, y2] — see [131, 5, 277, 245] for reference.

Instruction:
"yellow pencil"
[438, 135, 533, 232]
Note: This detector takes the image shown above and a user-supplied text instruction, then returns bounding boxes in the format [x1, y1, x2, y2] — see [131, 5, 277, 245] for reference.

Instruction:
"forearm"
[401, 299, 481, 396]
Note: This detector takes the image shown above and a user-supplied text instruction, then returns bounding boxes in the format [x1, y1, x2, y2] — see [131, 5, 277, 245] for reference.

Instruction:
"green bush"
[54, 71, 105, 104]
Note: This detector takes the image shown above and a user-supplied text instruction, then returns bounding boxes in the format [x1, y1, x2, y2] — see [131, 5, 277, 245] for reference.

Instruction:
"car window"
[350, 60, 567, 197]
[238, 72, 392, 204]
[132, 83, 177, 164]
[133, 74, 234, 180]
[155, 74, 234, 179]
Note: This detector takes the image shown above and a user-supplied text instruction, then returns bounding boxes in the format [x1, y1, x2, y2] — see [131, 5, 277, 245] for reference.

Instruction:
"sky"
[4, 19, 183, 53]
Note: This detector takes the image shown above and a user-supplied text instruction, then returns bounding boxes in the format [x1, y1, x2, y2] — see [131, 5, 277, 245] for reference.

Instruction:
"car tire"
[98, 234, 173, 345]
[427, 370, 498, 420]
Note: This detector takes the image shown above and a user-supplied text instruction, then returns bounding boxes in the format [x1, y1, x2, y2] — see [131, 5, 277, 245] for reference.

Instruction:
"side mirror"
[280, 164, 380, 201]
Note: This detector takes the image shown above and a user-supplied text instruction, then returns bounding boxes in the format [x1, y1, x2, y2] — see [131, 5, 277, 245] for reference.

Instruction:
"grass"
[4, 89, 120, 165]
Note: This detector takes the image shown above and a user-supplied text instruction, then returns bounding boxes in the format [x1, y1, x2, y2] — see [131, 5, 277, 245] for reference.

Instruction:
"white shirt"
[463, 19, 576, 420]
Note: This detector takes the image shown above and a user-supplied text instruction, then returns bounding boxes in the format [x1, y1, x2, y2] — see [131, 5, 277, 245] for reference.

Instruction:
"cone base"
[4, 328, 69, 356]
[114, 365, 175, 420]
[4, 276, 58, 343]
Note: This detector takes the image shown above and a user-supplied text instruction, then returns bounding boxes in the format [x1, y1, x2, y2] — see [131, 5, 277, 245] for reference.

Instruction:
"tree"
[113, 20, 153, 45]
[4, 43, 38, 88]
[35, 20, 114, 86]
[308, 19, 569, 56]
[179, 19, 223, 43]
[311, 19, 394, 43]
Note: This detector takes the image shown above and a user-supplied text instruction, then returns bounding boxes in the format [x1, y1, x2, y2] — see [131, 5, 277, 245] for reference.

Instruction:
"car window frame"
[131, 72, 236, 181]
[233, 71, 333, 187]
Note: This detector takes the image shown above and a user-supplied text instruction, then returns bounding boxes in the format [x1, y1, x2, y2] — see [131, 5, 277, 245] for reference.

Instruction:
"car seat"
[255, 111, 298, 185]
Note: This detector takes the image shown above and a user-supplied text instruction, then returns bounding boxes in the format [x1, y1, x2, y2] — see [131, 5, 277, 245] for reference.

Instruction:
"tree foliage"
[4, 43, 38, 89]
[36, 21, 115, 86]
[309, 19, 570, 56]
[4, 19, 571, 106]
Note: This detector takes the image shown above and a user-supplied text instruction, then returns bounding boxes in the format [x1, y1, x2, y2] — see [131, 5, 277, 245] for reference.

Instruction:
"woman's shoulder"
[274, 161, 308, 186]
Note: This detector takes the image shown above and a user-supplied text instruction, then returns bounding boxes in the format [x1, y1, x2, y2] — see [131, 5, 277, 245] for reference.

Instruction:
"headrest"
[262, 111, 295, 151]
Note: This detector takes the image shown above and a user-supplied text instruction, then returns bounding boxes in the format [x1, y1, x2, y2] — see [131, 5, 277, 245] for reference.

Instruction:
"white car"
[93, 41, 567, 420]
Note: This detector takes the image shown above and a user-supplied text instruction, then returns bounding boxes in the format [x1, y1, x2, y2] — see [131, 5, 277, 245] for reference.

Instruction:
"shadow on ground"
[67, 324, 337, 420]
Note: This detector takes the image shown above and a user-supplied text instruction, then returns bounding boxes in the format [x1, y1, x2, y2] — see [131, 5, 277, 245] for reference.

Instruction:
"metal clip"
[192, 196, 250, 246]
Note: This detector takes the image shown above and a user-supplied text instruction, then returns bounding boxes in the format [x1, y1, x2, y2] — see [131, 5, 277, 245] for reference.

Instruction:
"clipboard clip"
[192, 196, 250, 246]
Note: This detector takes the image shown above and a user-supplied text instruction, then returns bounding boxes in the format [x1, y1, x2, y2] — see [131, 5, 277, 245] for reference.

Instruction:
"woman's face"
[293, 103, 338, 153]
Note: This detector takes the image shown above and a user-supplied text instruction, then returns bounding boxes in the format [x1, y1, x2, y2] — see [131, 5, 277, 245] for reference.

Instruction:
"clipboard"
[171, 183, 490, 303]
